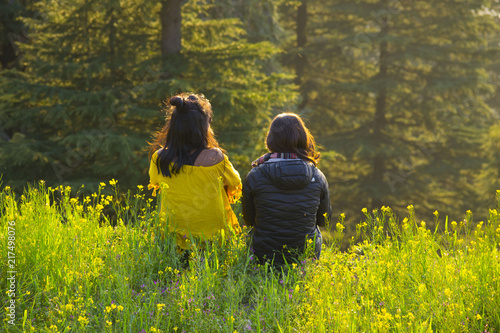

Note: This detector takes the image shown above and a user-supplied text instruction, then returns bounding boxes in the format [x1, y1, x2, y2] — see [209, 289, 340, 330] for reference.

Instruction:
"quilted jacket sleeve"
[242, 169, 256, 227]
[316, 168, 332, 227]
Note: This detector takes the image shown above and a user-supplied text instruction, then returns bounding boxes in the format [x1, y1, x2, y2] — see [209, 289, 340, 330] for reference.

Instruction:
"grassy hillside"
[1, 182, 499, 332]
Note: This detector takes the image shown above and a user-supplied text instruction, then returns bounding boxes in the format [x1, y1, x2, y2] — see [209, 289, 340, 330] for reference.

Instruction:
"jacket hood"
[259, 159, 314, 190]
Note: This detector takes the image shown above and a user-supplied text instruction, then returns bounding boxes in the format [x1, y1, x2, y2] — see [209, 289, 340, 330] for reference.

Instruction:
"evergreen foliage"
[0, 0, 26, 70]
[0, 0, 296, 191]
[288, 0, 500, 223]
[1, 0, 500, 231]
[1, 0, 162, 190]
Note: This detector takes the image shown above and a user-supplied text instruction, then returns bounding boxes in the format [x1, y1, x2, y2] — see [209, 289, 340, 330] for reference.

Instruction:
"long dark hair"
[265, 113, 320, 165]
[149, 93, 224, 177]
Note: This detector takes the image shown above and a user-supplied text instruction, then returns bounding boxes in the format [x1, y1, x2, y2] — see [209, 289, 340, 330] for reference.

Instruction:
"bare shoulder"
[209, 148, 225, 160]
[195, 148, 224, 166]
[206, 148, 225, 163]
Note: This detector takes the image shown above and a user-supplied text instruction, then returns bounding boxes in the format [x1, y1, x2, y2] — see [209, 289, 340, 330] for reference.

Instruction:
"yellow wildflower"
[78, 315, 89, 326]
[148, 183, 160, 196]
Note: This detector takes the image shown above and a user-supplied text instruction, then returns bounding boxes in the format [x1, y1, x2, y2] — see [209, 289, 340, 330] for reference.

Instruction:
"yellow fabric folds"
[149, 152, 242, 249]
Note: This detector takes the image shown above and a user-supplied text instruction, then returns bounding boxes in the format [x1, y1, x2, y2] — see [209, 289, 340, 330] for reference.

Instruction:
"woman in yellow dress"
[149, 93, 241, 249]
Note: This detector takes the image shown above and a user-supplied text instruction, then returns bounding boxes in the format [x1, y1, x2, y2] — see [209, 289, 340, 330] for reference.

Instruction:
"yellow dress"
[149, 151, 242, 249]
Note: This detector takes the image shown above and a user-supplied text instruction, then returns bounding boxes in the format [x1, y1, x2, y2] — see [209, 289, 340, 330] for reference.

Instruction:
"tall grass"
[1, 181, 499, 332]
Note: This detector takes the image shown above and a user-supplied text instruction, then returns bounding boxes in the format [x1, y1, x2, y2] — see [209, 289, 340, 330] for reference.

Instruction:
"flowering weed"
[1, 183, 499, 332]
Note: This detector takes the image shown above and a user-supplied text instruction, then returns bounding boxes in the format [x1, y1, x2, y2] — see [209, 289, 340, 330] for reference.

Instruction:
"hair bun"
[169, 96, 184, 110]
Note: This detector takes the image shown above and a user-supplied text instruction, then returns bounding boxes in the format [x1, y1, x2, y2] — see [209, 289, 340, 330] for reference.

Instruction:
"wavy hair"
[149, 93, 224, 177]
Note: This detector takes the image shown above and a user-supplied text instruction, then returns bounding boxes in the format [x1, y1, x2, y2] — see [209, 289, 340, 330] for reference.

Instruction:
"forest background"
[1, 0, 500, 238]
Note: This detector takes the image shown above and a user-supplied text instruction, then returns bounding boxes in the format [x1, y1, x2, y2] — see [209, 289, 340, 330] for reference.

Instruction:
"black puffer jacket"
[242, 159, 331, 265]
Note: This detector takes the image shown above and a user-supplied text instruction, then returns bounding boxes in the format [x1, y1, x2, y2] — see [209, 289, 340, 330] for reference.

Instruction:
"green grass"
[1, 181, 500, 332]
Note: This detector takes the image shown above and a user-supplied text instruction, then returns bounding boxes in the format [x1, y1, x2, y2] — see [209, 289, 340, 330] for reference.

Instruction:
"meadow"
[1, 181, 500, 332]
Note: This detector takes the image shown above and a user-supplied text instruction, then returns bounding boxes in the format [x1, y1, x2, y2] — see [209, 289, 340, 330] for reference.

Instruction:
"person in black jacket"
[242, 113, 332, 266]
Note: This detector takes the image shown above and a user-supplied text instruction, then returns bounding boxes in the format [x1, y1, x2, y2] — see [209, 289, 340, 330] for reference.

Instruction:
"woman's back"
[242, 113, 332, 265]
[148, 93, 242, 249]
[150, 148, 241, 248]
[243, 158, 330, 264]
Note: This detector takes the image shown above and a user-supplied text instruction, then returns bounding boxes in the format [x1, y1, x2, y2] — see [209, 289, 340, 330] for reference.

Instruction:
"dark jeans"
[250, 226, 322, 266]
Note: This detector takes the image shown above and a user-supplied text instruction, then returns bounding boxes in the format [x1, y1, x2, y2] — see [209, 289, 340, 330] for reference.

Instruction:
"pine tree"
[0, 0, 297, 190]
[476, 20, 500, 210]
[173, 0, 299, 168]
[0, 0, 22, 70]
[180, 0, 297, 167]
[0, 0, 164, 190]
[288, 0, 500, 222]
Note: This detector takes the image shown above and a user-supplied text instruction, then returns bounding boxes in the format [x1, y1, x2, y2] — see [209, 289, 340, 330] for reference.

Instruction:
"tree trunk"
[372, 28, 389, 209]
[296, 0, 308, 108]
[107, 8, 116, 79]
[0, 41, 16, 70]
[160, 0, 182, 56]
